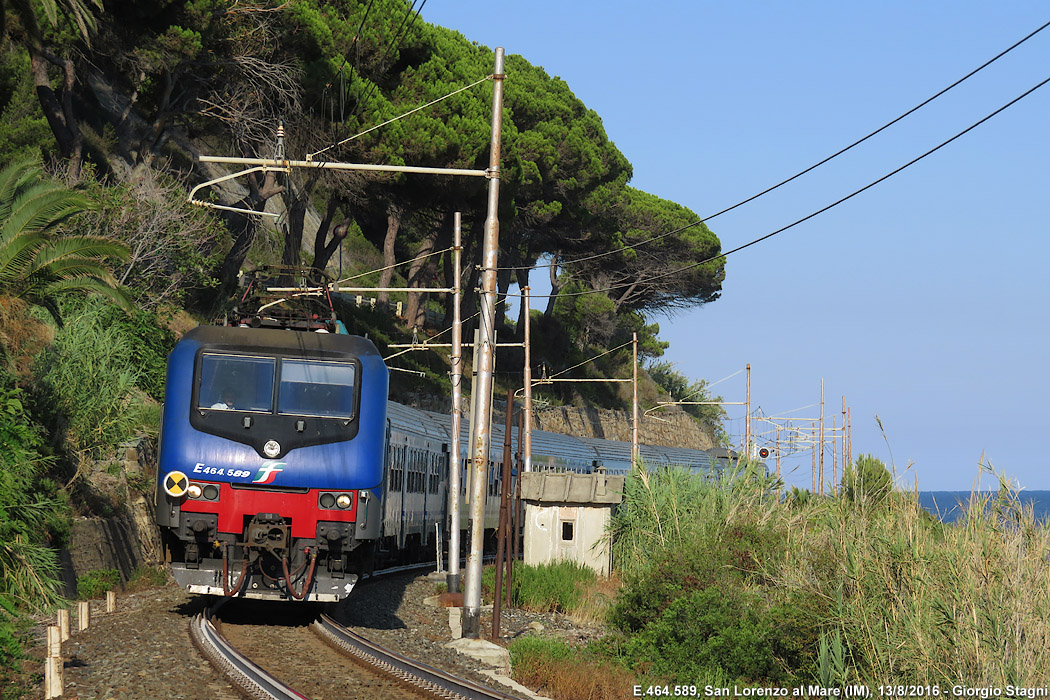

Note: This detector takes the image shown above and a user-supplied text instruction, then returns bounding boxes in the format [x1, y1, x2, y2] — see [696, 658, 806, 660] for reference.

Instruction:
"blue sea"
[918, 491, 1050, 524]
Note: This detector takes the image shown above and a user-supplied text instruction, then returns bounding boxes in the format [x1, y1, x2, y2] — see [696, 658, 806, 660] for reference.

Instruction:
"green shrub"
[76, 569, 120, 599]
[484, 561, 600, 615]
[93, 304, 175, 401]
[0, 379, 67, 608]
[607, 466, 827, 683]
[509, 635, 575, 669]
[623, 587, 792, 684]
[841, 453, 892, 505]
[0, 376, 67, 698]
[0, 596, 30, 697]
[126, 565, 168, 591]
[610, 546, 724, 633]
[512, 561, 596, 614]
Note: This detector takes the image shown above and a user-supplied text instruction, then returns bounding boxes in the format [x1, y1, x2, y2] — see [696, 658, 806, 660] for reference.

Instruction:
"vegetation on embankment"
[509, 461, 1050, 697]
[0, 2, 728, 692]
[0, 293, 173, 693]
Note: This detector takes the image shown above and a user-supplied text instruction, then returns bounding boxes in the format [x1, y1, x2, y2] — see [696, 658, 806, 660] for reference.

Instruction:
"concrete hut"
[520, 470, 625, 577]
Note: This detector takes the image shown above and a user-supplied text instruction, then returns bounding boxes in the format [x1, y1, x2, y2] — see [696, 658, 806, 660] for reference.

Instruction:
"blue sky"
[421, 2, 1050, 491]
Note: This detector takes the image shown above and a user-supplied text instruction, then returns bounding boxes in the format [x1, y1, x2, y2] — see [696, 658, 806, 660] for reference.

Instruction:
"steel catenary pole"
[447, 213, 463, 593]
[463, 48, 505, 639]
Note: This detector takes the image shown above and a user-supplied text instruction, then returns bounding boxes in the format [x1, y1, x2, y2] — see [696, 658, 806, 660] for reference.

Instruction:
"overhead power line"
[352, 0, 428, 122]
[500, 17, 1050, 273]
[520, 72, 1050, 301]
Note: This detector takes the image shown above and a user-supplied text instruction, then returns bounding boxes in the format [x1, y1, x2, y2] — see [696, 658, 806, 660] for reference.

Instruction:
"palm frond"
[0, 185, 94, 241]
[34, 0, 100, 44]
[0, 158, 41, 222]
[0, 230, 46, 281]
[25, 236, 129, 274]
[44, 276, 134, 311]
[0, 158, 128, 314]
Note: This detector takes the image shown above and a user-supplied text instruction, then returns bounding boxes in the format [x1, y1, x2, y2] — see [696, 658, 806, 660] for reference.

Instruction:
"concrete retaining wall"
[532, 405, 714, 450]
[59, 439, 163, 596]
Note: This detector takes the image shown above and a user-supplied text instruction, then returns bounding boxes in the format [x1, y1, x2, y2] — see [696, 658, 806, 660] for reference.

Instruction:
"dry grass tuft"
[436, 592, 464, 608]
[159, 308, 200, 338]
[511, 637, 635, 700]
[0, 296, 54, 377]
[567, 571, 621, 625]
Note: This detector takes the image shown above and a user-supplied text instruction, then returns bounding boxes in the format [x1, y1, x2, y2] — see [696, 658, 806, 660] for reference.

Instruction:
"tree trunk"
[211, 170, 284, 309]
[404, 217, 442, 329]
[311, 197, 346, 273]
[280, 172, 325, 282]
[60, 57, 84, 179]
[280, 198, 304, 278]
[459, 217, 485, 337]
[495, 263, 513, 337]
[544, 255, 562, 318]
[377, 203, 401, 305]
[30, 50, 75, 156]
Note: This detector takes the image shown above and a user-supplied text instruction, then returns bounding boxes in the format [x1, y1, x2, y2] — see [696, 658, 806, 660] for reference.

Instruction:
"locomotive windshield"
[198, 354, 275, 412]
[277, 359, 356, 419]
[197, 353, 356, 419]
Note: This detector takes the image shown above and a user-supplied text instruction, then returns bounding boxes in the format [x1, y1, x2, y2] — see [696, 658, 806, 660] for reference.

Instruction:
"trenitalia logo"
[253, 462, 286, 484]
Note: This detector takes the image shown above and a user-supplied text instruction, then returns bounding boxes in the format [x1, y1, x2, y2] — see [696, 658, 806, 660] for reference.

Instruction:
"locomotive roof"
[182, 325, 383, 357]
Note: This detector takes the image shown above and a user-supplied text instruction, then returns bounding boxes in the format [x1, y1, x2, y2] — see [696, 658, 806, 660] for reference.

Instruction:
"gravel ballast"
[28, 571, 604, 699]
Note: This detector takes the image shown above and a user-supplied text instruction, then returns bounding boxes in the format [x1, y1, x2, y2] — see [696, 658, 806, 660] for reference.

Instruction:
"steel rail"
[313, 613, 521, 700]
[190, 559, 509, 699]
[189, 610, 309, 700]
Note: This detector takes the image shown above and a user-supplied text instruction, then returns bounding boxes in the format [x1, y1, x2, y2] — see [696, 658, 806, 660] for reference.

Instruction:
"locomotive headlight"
[336, 494, 352, 509]
[203, 484, 219, 501]
[263, 440, 281, 458]
[187, 484, 203, 499]
[319, 493, 336, 509]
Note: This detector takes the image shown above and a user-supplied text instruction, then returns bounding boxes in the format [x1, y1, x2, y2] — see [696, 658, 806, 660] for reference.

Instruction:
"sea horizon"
[917, 490, 1050, 524]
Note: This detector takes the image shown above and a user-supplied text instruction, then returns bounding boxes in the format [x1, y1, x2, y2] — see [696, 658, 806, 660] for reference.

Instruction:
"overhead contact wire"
[332, 245, 455, 285]
[309, 76, 493, 160]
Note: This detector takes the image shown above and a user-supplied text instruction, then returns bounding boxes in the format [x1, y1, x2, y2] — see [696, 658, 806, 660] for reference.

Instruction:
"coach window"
[428, 454, 441, 494]
[390, 446, 404, 492]
[198, 355, 275, 412]
[277, 360, 356, 419]
[407, 450, 417, 493]
[412, 450, 426, 493]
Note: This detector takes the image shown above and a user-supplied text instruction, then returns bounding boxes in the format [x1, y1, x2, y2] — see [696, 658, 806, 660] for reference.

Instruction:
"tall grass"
[802, 474, 1050, 685]
[34, 297, 156, 466]
[484, 560, 604, 617]
[607, 462, 1050, 685]
[0, 375, 67, 693]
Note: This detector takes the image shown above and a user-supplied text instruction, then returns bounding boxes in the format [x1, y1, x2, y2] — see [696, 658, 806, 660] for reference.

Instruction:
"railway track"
[191, 605, 522, 700]
[313, 613, 520, 700]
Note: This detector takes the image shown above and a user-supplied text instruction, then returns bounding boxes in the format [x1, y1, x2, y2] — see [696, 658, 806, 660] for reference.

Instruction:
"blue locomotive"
[156, 312, 739, 602]
[156, 318, 389, 602]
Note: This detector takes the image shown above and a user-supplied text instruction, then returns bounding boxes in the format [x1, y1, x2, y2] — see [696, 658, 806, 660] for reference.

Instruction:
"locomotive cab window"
[198, 354, 275, 412]
[277, 360, 356, 419]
